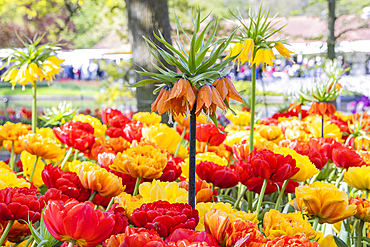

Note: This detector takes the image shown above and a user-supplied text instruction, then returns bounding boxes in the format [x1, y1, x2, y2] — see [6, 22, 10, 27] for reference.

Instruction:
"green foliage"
[27, 213, 60, 247]
[39, 101, 76, 127]
[96, 60, 134, 107]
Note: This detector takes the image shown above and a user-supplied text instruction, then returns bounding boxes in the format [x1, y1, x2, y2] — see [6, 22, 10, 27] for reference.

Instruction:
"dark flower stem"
[189, 103, 197, 208]
[321, 114, 324, 138]
[133, 177, 141, 196]
[0, 220, 14, 246]
[88, 190, 98, 202]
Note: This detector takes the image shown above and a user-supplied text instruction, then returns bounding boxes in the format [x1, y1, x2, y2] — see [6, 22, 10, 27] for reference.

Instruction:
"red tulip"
[106, 205, 129, 235]
[235, 149, 299, 194]
[332, 146, 366, 170]
[102, 108, 131, 128]
[53, 121, 95, 151]
[123, 121, 143, 142]
[42, 164, 90, 202]
[131, 201, 199, 238]
[265, 235, 320, 247]
[309, 137, 342, 161]
[159, 156, 183, 182]
[106, 127, 125, 138]
[294, 148, 328, 170]
[121, 226, 165, 247]
[196, 123, 226, 146]
[43, 199, 116, 247]
[165, 229, 220, 247]
[0, 187, 42, 223]
[259, 118, 279, 126]
[196, 161, 238, 188]
[39, 188, 69, 206]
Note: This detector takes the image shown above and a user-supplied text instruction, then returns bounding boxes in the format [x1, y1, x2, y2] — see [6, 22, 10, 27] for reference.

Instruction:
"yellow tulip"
[263, 209, 316, 240]
[0, 167, 30, 189]
[115, 192, 144, 221]
[224, 130, 249, 146]
[292, 182, 357, 224]
[142, 123, 188, 158]
[315, 233, 337, 247]
[139, 179, 188, 203]
[20, 151, 45, 187]
[132, 112, 161, 125]
[274, 147, 319, 182]
[344, 165, 370, 191]
[225, 110, 251, 126]
[305, 117, 343, 141]
[257, 125, 283, 143]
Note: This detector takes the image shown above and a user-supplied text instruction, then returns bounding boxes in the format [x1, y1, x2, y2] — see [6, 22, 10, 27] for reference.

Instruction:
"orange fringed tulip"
[292, 182, 357, 224]
[79, 162, 125, 198]
[0, 122, 28, 141]
[111, 145, 167, 179]
[308, 102, 336, 116]
[263, 209, 316, 240]
[19, 134, 64, 160]
[265, 235, 320, 247]
[349, 196, 370, 222]
[204, 208, 266, 247]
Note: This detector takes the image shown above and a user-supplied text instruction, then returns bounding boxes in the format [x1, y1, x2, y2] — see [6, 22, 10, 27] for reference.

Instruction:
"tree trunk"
[327, 0, 336, 60]
[125, 0, 174, 112]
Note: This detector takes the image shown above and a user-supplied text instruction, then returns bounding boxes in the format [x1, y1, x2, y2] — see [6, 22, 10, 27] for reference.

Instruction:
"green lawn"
[0, 86, 98, 96]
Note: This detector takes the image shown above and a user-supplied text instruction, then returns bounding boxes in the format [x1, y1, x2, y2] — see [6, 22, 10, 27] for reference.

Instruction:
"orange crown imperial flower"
[131, 9, 241, 126]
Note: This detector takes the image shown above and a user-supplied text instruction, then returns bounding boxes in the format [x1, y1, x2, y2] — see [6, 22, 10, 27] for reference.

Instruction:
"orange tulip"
[19, 134, 64, 160]
[292, 182, 356, 224]
[0, 122, 28, 141]
[3, 140, 24, 154]
[105, 233, 125, 247]
[79, 162, 125, 198]
[349, 196, 370, 222]
[111, 145, 167, 179]
[204, 208, 266, 247]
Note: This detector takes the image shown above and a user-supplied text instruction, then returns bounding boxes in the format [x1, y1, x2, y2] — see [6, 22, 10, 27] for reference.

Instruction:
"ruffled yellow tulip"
[115, 192, 144, 221]
[139, 179, 188, 203]
[292, 182, 357, 224]
[263, 209, 316, 240]
[0, 167, 30, 189]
